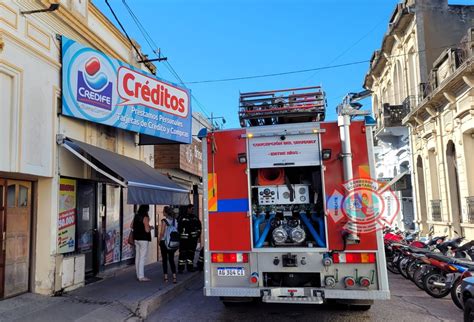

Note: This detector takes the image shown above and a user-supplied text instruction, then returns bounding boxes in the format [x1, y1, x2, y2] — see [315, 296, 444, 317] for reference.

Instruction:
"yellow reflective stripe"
[208, 173, 217, 211]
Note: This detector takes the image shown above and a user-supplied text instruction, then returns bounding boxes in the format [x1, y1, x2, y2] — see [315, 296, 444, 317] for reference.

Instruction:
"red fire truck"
[201, 86, 389, 308]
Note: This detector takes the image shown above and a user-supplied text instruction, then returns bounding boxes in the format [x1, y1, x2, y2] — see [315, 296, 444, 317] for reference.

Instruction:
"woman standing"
[159, 206, 178, 283]
[133, 205, 152, 282]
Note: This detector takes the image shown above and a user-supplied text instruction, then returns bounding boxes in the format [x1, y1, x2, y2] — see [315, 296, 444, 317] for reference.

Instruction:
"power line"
[104, 0, 155, 75]
[301, 18, 386, 85]
[186, 60, 371, 84]
[185, 40, 471, 85]
[121, 0, 212, 119]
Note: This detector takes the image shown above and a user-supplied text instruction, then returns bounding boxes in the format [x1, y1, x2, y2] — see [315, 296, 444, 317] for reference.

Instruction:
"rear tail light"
[332, 253, 376, 264]
[344, 276, 356, 288]
[211, 253, 249, 263]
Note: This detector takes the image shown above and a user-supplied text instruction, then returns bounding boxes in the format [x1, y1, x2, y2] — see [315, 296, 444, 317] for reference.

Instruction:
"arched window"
[396, 60, 405, 103]
[407, 48, 418, 98]
[416, 156, 428, 231]
[446, 141, 462, 228]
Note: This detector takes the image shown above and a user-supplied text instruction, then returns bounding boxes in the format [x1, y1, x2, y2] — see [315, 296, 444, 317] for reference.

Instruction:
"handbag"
[127, 229, 135, 246]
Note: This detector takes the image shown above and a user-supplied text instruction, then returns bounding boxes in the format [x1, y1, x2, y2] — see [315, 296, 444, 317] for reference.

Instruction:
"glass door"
[76, 181, 98, 276]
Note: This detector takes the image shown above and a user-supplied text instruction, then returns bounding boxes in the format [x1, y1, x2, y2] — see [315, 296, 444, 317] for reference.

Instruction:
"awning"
[59, 137, 190, 205]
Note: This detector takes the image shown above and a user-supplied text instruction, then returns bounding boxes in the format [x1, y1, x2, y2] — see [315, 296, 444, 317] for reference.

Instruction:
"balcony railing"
[467, 197, 474, 224]
[382, 102, 410, 127]
[431, 199, 442, 222]
[421, 28, 473, 100]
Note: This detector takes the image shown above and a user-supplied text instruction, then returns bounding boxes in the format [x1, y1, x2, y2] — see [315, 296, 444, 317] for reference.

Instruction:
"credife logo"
[77, 57, 113, 110]
[117, 66, 189, 118]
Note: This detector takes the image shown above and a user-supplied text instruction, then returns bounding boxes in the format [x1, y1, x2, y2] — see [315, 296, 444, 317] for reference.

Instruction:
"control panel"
[257, 184, 310, 205]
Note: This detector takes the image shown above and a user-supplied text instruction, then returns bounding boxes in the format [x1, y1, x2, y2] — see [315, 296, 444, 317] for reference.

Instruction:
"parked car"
[461, 276, 474, 322]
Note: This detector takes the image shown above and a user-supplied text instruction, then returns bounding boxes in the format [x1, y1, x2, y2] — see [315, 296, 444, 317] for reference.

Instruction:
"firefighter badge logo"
[327, 178, 400, 233]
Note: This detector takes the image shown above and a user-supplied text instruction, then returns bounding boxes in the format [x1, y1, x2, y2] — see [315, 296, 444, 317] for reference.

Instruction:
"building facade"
[0, 0, 191, 298]
[364, 0, 474, 236]
[404, 27, 474, 238]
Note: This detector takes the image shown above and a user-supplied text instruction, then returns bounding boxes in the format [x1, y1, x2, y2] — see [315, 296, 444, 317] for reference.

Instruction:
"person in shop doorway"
[178, 204, 202, 273]
[132, 205, 152, 281]
[159, 206, 178, 284]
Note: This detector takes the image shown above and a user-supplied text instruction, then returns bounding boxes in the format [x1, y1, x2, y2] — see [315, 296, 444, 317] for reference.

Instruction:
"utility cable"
[301, 18, 386, 85]
[185, 40, 472, 85]
[104, 0, 155, 75]
[121, 0, 212, 119]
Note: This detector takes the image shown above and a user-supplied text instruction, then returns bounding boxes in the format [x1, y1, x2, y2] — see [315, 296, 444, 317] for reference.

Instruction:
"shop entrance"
[0, 180, 32, 298]
[76, 181, 98, 277]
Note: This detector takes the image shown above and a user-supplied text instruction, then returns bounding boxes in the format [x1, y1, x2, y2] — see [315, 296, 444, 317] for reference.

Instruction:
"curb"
[136, 272, 201, 319]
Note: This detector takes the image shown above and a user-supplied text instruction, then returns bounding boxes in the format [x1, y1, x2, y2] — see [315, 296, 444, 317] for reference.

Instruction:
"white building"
[0, 0, 193, 298]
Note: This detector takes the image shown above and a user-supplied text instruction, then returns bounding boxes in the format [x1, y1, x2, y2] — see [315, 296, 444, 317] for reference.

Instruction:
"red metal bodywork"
[206, 120, 377, 252]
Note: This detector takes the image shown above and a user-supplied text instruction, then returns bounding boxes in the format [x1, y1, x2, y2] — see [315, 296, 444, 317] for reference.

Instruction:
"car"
[461, 276, 474, 322]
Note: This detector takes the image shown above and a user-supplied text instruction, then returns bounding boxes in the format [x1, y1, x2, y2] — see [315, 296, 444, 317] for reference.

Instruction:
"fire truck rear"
[201, 86, 390, 308]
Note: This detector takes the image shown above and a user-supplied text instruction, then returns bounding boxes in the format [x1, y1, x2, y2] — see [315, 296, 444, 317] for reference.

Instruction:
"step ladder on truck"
[200, 86, 390, 309]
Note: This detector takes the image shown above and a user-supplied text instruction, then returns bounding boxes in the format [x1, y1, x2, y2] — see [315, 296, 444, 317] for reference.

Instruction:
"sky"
[92, 0, 466, 129]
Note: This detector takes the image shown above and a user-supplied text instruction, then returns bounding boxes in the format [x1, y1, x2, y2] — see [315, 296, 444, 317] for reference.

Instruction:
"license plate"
[217, 267, 245, 277]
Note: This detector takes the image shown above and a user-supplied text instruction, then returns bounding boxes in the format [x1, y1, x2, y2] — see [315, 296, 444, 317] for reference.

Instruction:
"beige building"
[404, 27, 474, 238]
[364, 0, 474, 237]
[0, 0, 192, 298]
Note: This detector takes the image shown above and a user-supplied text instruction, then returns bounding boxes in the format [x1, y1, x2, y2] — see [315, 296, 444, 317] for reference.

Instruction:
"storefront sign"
[61, 36, 192, 144]
[58, 178, 76, 253]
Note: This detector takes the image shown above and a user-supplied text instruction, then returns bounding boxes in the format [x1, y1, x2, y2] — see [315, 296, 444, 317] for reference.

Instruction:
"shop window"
[7, 185, 15, 208]
[18, 185, 28, 208]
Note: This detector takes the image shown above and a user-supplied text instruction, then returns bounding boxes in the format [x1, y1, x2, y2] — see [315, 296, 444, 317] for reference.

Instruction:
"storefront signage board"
[61, 36, 192, 144]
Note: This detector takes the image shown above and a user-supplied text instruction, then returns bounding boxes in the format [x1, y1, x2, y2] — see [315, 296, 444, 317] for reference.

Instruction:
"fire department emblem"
[327, 178, 400, 233]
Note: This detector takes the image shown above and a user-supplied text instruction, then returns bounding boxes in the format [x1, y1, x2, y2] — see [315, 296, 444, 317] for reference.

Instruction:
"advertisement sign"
[248, 134, 321, 168]
[122, 189, 135, 260]
[58, 178, 76, 253]
[61, 36, 192, 144]
[105, 185, 121, 265]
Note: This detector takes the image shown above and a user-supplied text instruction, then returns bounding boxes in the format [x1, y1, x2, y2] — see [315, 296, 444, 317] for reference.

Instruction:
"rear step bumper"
[205, 287, 390, 301]
[262, 295, 324, 304]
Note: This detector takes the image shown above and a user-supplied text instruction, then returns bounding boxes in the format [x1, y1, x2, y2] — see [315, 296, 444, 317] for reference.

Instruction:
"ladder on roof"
[238, 86, 326, 127]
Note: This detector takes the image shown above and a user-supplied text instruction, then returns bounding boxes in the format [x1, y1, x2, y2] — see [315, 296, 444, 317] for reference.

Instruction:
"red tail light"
[211, 253, 249, 263]
[332, 253, 376, 264]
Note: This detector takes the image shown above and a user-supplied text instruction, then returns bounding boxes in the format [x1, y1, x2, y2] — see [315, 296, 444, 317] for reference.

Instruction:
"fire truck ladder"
[239, 86, 326, 127]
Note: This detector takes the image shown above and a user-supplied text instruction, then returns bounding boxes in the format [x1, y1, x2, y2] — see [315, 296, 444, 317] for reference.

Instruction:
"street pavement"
[0, 262, 198, 321]
[147, 273, 463, 322]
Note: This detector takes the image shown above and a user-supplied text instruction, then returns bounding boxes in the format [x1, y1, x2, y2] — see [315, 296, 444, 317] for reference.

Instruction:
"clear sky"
[92, 0, 465, 129]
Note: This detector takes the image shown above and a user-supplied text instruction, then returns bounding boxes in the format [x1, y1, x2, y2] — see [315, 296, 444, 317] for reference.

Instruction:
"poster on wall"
[122, 189, 135, 260]
[105, 185, 121, 265]
[58, 178, 76, 253]
[61, 36, 192, 144]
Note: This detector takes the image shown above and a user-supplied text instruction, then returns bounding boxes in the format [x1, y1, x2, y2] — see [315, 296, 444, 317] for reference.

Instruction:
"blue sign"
[61, 36, 192, 144]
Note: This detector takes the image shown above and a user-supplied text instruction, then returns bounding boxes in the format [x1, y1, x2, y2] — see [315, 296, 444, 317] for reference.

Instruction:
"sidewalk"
[0, 262, 200, 322]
